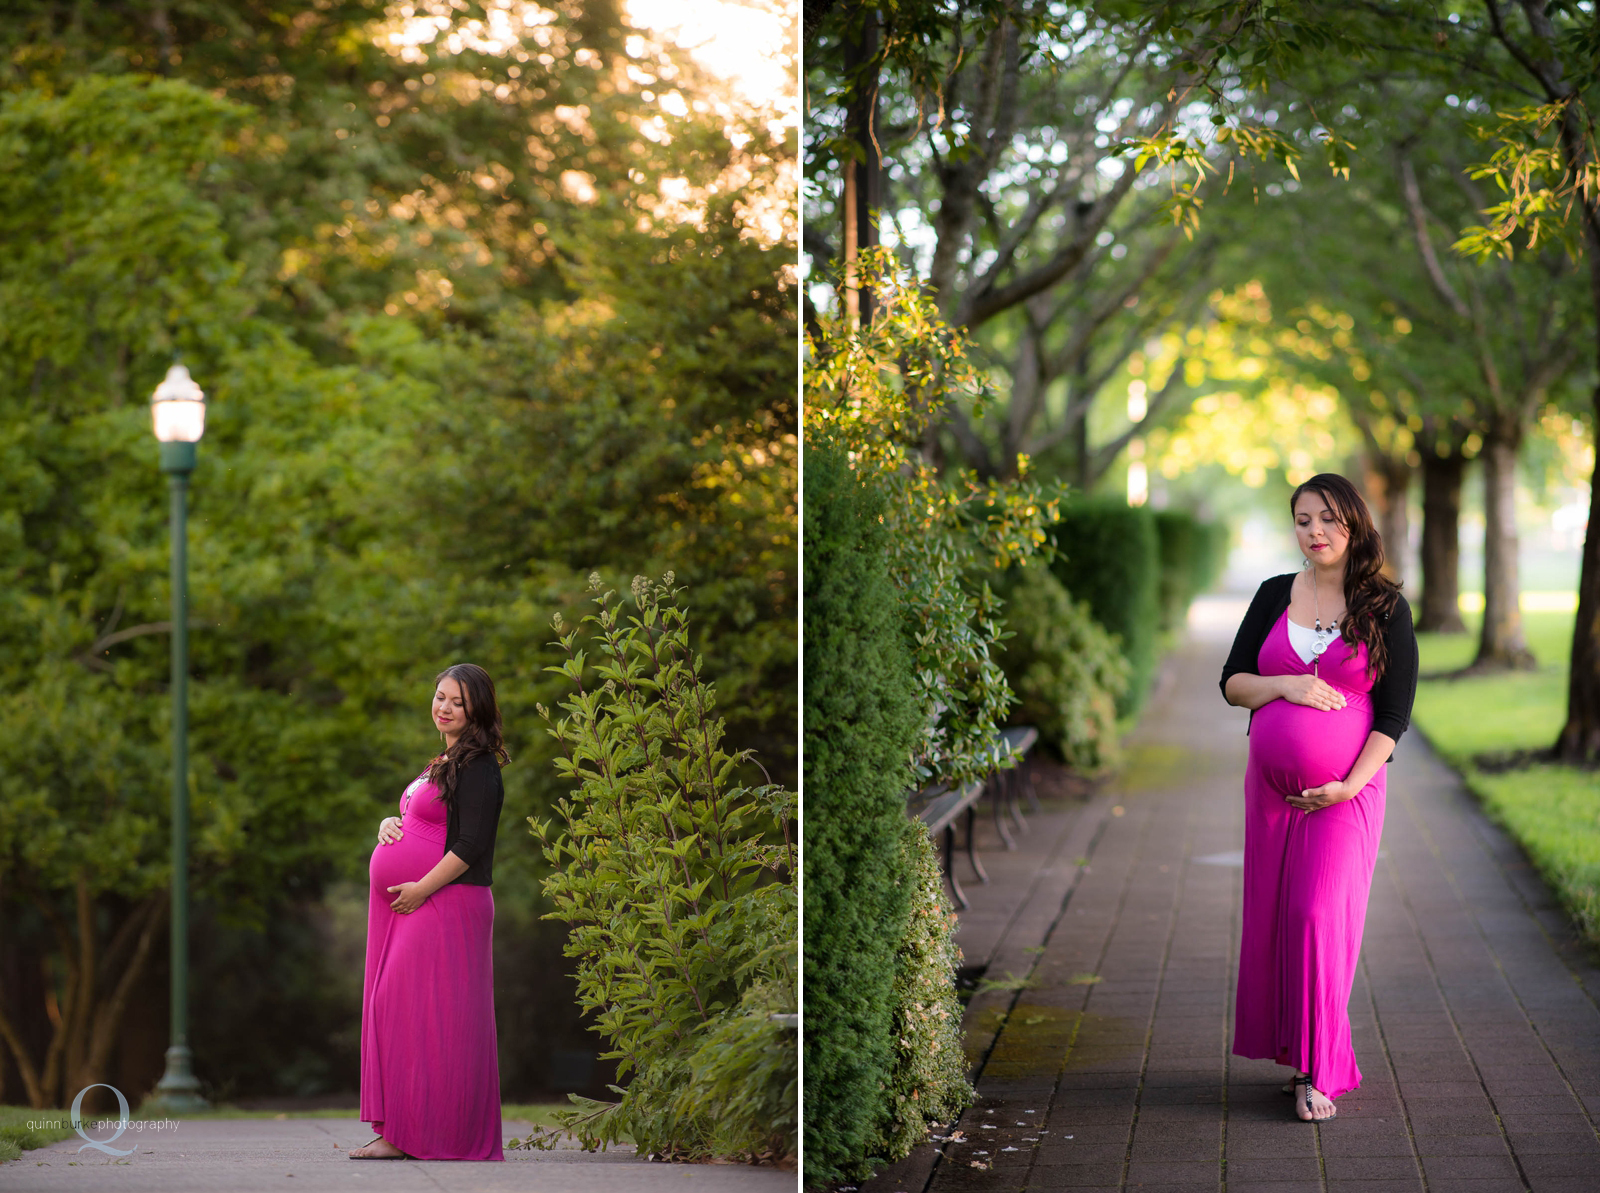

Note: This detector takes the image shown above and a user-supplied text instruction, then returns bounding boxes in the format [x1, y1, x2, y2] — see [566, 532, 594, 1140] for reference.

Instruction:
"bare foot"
[1292, 1074, 1336, 1121]
[349, 1136, 408, 1158]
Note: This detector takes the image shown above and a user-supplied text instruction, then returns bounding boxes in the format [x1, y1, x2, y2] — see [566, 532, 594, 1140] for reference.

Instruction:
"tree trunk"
[840, 13, 880, 327]
[1417, 449, 1467, 633]
[1472, 416, 1536, 671]
[1365, 453, 1411, 586]
[0, 890, 168, 1108]
[1556, 386, 1600, 761]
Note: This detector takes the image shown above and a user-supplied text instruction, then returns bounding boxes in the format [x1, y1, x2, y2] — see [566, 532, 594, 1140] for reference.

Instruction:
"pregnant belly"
[1249, 697, 1373, 794]
[369, 834, 445, 900]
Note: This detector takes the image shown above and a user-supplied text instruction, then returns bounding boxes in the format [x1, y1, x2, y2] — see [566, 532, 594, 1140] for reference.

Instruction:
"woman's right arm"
[1223, 671, 1346, 711]
[1224, 672, 1289, 709]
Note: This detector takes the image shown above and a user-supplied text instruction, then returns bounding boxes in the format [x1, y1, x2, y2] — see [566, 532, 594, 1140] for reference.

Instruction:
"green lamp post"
[146, 363, 210, 1114]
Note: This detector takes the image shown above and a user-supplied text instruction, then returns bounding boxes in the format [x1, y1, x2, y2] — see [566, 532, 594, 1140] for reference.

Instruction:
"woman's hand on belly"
[387, 881, 429, 914]
[1285, 778, 1357, 812]
[1279, 674, 1347, 711]
[1285, 729, 1396, 814]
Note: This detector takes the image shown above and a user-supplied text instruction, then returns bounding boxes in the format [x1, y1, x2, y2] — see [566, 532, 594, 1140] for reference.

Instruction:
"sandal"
[348, 1135, 411, 1159]
[1291, 1074, 1336, 1122]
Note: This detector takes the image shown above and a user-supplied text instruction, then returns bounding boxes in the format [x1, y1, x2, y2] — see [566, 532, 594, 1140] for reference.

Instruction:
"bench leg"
[965, 804, 988, 884]
[1007, 766, 1030, 835]
[991, 772, 1017, 851]
[1024, 756, 1042, 812]
[944, 823, 969, 910]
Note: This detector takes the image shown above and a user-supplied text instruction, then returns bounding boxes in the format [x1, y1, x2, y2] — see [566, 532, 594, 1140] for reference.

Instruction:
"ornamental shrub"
[1048, 499, 1161, 717]
[528, 572, 796, 1163]
[990, 564, 1129, 773]
[802, 437, 924, 1185]
[874, 815, 974, 1160]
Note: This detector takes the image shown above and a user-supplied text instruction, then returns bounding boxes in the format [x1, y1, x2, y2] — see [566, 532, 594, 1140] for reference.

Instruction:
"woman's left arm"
[388, 759, 499, 912]
[388, 852, 471, 913]
[1287, 730, 1396, 811]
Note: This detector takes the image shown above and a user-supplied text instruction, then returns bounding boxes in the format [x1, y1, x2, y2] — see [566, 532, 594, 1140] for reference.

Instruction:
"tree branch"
[76, 618, 210, 672]
[1398, 154, 1472, 320]
[0, 1001, 44, 1108]
[957, 159, 1145, 328]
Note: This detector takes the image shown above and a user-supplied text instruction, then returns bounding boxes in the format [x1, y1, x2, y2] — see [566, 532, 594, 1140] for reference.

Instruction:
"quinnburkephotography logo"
[24, 1086, 179, 1160]
[71, 1084, 133, 1156]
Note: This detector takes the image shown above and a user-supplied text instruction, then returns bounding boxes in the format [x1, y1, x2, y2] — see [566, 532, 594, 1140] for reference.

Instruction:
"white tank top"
[1286, 616, 1340, 666]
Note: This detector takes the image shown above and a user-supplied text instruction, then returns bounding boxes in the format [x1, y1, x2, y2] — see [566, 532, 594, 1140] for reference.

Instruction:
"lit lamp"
[146, 362, 209, 1114]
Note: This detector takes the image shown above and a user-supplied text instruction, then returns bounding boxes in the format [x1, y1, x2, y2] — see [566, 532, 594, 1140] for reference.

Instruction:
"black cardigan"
[441, 754, 505, 887]
[1219, 572, 1418, 756]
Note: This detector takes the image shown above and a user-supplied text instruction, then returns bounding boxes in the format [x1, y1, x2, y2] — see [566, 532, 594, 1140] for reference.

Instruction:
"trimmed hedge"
[1048, 499, 1161, 717]
[801, 438, 924, 1185]
[990, 563, 1129, 772]
[1154, 510, 1230, 633]
[874, 815, 974, 1160]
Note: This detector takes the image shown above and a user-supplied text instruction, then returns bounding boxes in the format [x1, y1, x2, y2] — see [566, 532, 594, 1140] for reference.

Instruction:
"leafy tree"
[0, 4, 797, 1109]
[1246, 56, 1589, 665]
[806, 1, 1233, 481]
[1440, 0, 1600, 756]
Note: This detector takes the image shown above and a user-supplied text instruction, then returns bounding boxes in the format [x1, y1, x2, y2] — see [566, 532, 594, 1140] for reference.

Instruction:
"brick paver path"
[908, 598, 1600, 1193]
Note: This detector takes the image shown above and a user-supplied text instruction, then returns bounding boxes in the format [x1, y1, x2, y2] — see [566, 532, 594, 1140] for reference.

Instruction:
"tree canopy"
[0, 0, 796, 1109]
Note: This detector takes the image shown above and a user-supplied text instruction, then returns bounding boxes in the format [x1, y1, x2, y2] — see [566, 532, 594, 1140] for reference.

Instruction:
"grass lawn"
[0, 1106, 75, 1163]
[1412, 609, 1600, 946]
[0, 1101, 580, 1163]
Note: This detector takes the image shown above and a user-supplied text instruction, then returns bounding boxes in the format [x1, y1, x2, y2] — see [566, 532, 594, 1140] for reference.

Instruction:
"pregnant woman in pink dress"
[348, 663, 509, 1160]
[1221, 474, 1417, 1122]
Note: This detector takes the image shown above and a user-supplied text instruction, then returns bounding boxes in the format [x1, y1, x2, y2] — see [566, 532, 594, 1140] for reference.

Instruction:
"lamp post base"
[142, 1046, 210, 1115]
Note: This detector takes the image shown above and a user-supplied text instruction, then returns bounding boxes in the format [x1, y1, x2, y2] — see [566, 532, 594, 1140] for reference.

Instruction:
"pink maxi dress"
[1234, 609, 1386, 1100]
[360, 767, 504, 1160]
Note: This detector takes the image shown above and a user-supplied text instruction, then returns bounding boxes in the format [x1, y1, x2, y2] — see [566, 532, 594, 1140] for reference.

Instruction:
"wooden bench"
[988, 726, 1039, 850]
[908, 779, 988, 909]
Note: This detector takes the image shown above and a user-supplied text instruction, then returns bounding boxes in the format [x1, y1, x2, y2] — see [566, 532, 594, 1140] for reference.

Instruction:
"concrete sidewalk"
[879, 595, 1600, 1193]
[2, 1116, 797, 1191]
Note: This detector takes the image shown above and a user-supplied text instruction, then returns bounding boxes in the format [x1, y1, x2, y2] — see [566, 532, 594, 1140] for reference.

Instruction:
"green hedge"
[801, 438, 924, 1185]
[990, 563, 1129, 772]
[1153, 510, 1230, 633]
[874, 816, 974, 1160]
[1048, 499, 1161, 717]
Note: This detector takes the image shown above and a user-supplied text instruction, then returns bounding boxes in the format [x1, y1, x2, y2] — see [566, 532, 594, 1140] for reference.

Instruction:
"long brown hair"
[426, 663, 510, 807]
[1289, 473, 1402, 681]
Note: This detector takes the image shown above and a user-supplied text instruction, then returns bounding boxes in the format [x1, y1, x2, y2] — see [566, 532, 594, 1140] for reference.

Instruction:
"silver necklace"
[1308, 567, 1339, 676]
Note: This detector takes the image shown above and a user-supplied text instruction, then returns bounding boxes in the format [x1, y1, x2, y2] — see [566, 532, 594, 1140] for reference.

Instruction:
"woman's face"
[1293, 490, 1351, 571]
[432, 676, 469, 737]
